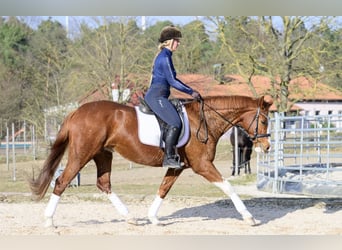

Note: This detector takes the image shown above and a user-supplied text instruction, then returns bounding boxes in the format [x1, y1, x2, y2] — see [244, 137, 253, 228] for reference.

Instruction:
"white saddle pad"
[134, 105, 190, 148]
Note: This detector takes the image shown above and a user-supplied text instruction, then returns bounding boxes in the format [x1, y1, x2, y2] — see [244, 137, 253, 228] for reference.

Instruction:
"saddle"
[135, 97, 190, 148]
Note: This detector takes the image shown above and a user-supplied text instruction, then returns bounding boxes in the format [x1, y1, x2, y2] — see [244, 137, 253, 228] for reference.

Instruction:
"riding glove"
[191, 90, 202, 101]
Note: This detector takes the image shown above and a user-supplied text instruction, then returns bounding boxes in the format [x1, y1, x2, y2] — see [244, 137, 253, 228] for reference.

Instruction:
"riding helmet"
[158, 25, 182, 43]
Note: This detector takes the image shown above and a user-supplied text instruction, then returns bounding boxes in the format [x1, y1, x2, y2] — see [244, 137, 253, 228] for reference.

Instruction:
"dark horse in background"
[30, 95, 273, 228]
[230, 128, 253, 176]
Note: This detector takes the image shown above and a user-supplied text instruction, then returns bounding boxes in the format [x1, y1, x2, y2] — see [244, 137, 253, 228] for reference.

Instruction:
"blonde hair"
[158, 39, 172, 51]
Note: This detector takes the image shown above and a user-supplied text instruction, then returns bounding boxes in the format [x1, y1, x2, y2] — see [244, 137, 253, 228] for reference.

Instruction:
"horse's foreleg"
[194, 161, 260, 226]
[148, 168, 183, 225]
[99, 174, 137, 224]
[96, 172, 130, 217]
[107, 192, 130, 217]
[213, 179, 260, 226]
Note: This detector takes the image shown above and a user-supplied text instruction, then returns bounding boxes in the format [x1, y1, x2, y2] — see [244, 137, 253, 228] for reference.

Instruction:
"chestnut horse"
[30, 95, 273, 227]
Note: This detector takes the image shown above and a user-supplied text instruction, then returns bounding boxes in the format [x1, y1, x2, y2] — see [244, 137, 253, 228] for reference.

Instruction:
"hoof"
[126, 217, 138, 225]
[44, 217, 56, 228]
[148, 216, 161, 225]
[244, 216, 261, 226]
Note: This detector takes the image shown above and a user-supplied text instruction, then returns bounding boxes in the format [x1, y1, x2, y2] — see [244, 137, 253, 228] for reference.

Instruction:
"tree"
[69, 16, 148, 103]
[207, 16, 261, 96]
[314, 23, 342, 91]
[176, 20, 212, 74]
[0, 16, 31, 127]
[208, 16, 340, 112]
[261, 16, 339, 112]
[22, 17, 70, 136]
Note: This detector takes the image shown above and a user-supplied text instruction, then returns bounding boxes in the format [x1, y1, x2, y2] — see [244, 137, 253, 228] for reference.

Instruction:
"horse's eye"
[261, 120, 268, 126]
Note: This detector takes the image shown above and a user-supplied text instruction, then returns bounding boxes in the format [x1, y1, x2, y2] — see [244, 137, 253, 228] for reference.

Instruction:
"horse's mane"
[200, 95, 259, 110]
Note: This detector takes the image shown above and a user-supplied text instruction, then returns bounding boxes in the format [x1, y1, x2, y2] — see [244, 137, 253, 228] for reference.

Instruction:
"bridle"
[234, 107, 271, 141]
[195, 99, 270, 143]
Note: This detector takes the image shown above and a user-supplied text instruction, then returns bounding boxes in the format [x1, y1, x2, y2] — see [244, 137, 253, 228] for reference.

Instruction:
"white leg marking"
[107, 193, 138, 225]
[213, 180, 260, 226]
[44, 217, 54, 228]
[44, 193, 60, 227]
[108, 193, 129, 216]
[148, 195, 163, 225]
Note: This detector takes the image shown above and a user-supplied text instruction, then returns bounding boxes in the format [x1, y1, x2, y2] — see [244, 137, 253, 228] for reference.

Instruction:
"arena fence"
[0, 121, 41, 181]
[257, 112, 342, 197]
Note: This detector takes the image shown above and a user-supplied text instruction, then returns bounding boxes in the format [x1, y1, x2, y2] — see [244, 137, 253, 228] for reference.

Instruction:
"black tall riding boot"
[163, 126, 182, 169]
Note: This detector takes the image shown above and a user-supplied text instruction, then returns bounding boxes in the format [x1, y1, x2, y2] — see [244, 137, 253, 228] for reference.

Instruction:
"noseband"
[195, 99, 270, 143]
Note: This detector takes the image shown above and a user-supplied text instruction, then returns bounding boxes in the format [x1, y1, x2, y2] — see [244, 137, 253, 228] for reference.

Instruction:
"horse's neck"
[218, 109, 247, 133]
[184, 108, 223, 141]
[197, 97, 256, 139]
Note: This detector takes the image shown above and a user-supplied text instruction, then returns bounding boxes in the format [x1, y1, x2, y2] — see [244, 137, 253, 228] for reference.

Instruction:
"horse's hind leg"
[148, 168, 183, 225]
[148, 168, 184, 225]
[94, 150, 136, 224]
[44, 159, 85, 227]
[94, 150, 113, 194]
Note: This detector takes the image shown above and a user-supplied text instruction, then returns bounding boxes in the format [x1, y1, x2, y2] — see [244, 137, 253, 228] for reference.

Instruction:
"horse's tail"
[30, 112, 74, 201]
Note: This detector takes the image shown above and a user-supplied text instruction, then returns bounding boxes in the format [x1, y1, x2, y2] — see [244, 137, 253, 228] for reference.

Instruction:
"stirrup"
[163, 155, 183, 169]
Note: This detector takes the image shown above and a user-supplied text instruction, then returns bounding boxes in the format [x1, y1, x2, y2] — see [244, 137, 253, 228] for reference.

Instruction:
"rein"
[196, 100, 209, 143]
[179, 98, 209, 143]
[195, 99, 270, 143]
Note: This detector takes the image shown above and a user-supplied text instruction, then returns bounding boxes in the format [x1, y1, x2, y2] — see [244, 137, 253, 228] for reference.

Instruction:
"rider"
[144, 25, 202, 169]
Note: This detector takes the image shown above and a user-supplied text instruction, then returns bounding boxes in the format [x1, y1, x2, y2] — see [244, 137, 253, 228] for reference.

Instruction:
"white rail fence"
[257, 113, 342, 197]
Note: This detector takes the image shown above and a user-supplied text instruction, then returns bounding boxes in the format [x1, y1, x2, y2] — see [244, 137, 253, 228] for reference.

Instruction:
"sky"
[48, 16, 200, 30]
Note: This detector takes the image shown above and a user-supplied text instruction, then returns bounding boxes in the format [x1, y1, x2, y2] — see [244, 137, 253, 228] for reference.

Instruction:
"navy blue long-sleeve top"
[150, 48, 194, 96]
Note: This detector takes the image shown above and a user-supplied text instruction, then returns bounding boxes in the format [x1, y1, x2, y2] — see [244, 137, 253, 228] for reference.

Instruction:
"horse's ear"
[259, 95, 273, 110]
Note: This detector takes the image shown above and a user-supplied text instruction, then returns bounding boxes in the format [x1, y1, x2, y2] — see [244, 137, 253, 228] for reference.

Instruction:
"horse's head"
[238, 95, 273, 153]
